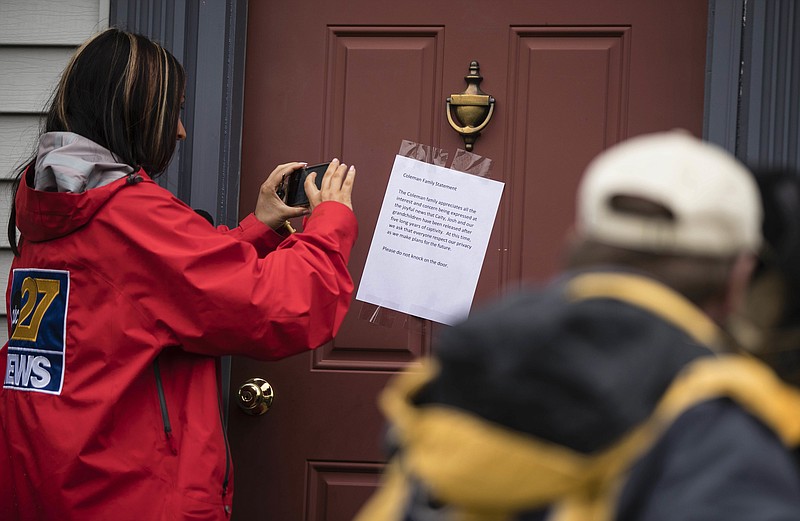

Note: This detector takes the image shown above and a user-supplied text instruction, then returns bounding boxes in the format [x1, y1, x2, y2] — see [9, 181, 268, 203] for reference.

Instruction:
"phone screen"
[282, 162, 329, 207]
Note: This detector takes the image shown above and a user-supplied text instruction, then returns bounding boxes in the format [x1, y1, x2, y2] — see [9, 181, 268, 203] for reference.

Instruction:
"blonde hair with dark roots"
[8, 28, 186, 255]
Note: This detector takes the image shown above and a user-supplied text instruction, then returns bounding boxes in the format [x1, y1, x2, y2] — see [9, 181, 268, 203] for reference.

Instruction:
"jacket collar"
[16, 164, 151, 243]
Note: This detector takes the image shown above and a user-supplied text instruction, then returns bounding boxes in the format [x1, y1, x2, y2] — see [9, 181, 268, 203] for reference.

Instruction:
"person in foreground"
[356, 130, 800, 521]
[0, 28, 357, 520]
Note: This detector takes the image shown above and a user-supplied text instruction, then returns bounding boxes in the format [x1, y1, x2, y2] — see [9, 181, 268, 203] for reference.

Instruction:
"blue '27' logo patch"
[4, 269, 69, 394]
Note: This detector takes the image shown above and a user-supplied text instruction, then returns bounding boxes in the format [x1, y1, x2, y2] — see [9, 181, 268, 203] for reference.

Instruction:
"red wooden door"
[229, 1, 708, 519]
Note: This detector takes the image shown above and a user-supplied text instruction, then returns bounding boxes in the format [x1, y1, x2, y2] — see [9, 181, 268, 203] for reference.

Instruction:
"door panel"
[230, 1, 708, 519]
[506, 26, 631, 283]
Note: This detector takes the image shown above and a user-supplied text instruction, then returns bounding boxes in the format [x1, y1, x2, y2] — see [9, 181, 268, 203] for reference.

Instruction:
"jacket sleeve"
[616, 398, 800, 521]
[102, 184, 358, 360]
[217, 213, 288, 258]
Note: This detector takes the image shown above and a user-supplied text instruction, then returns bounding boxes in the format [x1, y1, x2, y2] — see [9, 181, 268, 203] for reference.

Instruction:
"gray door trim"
[739, 0, 799, 169]
[704, 0, 746, 153]
[109, 0, 248, 228]
[705, 0, 800, 171]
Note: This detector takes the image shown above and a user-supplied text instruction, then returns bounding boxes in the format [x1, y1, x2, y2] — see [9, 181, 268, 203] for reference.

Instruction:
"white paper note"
[356, 155, 504, 325]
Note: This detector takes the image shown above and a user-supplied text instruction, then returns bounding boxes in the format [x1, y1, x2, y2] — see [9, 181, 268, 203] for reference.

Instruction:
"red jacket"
[0, 168, 357, 520]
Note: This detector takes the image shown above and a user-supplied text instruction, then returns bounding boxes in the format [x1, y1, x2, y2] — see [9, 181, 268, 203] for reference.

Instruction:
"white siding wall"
[0, 0, 108, 345]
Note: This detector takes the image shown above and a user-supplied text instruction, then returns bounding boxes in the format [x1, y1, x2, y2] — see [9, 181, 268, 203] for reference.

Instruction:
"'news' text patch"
[4, 269, 69, 394]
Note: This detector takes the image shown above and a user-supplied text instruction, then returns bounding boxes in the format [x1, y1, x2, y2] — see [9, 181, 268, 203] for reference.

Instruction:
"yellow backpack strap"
[653, 355, 800, 447]
[551, 355, 800, 521]
[565, 272, 722, 347]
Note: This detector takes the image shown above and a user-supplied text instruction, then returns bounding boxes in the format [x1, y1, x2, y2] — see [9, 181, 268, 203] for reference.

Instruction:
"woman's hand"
[254, 162, 310, 230]
[305, 158, 356, 212]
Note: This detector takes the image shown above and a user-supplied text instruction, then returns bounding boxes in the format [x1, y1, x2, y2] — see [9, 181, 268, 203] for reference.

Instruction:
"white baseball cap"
[576, 130, 762, 256]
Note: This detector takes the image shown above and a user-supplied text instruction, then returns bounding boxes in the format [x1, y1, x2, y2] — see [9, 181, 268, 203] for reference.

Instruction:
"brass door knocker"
[446, 61, 496, 151]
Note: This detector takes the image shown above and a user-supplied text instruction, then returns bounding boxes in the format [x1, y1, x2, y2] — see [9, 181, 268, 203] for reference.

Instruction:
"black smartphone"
[279, 162, 330, 207]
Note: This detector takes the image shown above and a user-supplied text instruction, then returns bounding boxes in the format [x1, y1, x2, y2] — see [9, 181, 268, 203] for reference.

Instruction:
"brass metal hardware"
[237, 377, 274, 416]
[446, 61, 496, 151]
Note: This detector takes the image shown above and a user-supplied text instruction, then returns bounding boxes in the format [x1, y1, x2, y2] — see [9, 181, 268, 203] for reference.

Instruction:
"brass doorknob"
[446, 61, 496, 151]
[237, 378, 274, 416]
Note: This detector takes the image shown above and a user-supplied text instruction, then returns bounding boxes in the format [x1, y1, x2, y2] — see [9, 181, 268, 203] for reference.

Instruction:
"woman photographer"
[0, 27, 357, 520]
